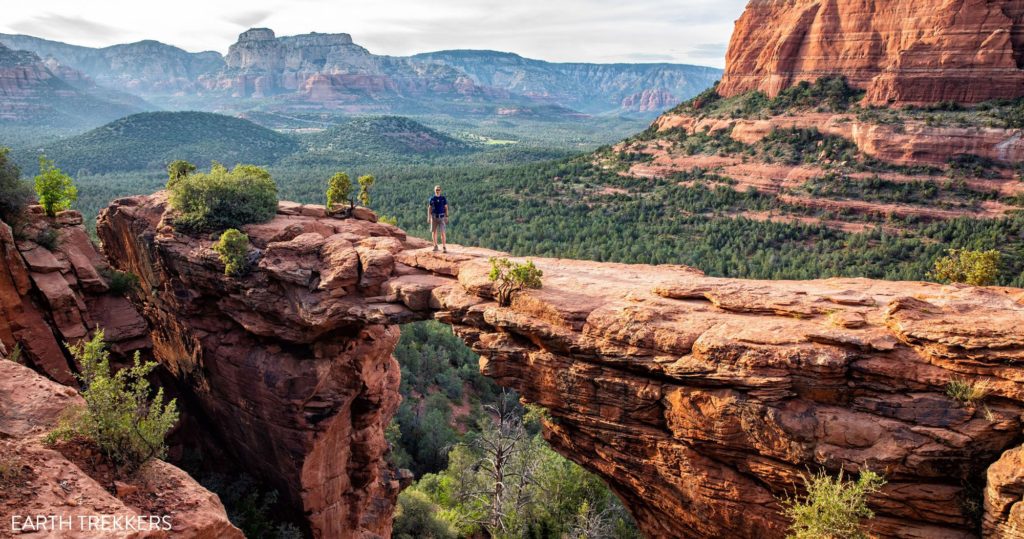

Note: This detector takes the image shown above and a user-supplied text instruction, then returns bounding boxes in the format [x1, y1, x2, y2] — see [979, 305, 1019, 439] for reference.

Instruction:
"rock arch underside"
[82, 192, 1024, 539]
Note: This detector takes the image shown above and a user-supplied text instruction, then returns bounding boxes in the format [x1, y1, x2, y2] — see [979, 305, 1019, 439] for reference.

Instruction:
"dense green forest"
[388, 321, 639, 538]
[13, 112, 299, 176]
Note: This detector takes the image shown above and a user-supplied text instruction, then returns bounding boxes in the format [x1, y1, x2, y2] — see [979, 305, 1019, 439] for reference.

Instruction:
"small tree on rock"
[783, 468, 885, 539]
[928, 248, 1000, 286]
[213, 228, 250, 277]
[166, 160, 197, 188]
[326, 171, 353, 209]
[33, 156, 77, 217]
[357, 174, 375, 207]
[48, 331, 179, 472]
[488, 257, 543, 307]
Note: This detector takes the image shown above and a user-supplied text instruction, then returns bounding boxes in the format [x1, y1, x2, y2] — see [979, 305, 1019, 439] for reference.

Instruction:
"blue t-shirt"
[429, 195, 447, 217]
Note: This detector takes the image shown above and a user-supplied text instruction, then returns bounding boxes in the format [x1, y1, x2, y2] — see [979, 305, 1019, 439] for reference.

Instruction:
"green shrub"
[393, 490, 457, 539]
[168, 163, 278, 232]
[946, 378, 990, 404]
[5, 343, 23, 364]
[928, 248, 1001, 286]
[35, 228, 59, 251]
[379, 214, 398, 225]
[783, 468, 885, 539]
[33, 156, 77, 217]
[0, 147, 32, 224]
[488, 257, 543, 306]
[326, 171, 352, 209]
[48, 331, 178, 471]
[213, 229, 250, 277]
[166, 159, 196, 188]
[103, 268, 140, 296]
[357, 174, 376, 206]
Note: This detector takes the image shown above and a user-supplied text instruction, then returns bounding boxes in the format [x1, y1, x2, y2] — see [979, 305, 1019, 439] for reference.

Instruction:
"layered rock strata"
[100, 192, 1024, 538]
[97, 194, 419, 538]
[0, 207, 150, 384]
[718, 0, 1024, 105]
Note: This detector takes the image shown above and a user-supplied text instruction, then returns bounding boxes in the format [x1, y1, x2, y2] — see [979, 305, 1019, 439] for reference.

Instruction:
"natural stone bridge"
[97, 193, 1024, 539]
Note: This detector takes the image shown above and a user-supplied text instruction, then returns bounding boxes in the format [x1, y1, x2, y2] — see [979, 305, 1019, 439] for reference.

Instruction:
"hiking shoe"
[433, 245, 438, 252]
[443, 246, 447, 253]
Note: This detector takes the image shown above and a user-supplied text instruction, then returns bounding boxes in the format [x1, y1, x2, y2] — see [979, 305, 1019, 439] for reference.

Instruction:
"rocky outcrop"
[97, 194, 421, 538]
[0, 207, 150, 384]
[100, 192, 1024, 538]
[0, 357, 243, 538]
[718, 0, 1024, 105]
[653, 111, 1024, 167]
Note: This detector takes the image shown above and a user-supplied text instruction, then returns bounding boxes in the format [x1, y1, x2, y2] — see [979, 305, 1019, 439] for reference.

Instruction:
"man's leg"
[441, 220, 447, 251]
[431, 218, 438, 250]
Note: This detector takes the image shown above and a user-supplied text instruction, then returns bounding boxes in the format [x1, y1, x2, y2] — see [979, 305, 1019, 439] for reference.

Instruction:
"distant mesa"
[237, 27, 277, 42]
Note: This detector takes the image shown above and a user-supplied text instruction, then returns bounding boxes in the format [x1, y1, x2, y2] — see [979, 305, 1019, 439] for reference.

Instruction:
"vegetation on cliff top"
[168, 163, 278, 232]
[668, 76, 864, 119]
[33, 155, 78, 217]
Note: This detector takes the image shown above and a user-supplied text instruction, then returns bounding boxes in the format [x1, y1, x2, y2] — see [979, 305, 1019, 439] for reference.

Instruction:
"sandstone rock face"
[97, 194, 414, 539]
[0, 208, 150, 384]
[0, 358, 243, 538]
[101, 193, 1024, 538]
[718, 0, 1024, 105]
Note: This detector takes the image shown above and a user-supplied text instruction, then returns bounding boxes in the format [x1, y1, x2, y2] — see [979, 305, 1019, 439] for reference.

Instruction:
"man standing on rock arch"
[428, 184, 449, 252]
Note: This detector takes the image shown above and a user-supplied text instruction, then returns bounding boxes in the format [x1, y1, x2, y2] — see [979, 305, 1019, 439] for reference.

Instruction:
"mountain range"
[0, 28, 721, 129]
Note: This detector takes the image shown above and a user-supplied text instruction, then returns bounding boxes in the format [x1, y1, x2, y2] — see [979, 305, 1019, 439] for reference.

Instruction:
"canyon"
[0, 28, 721, 125]
[717, 0, 1024, 105]
[82, 192, 1024, 538]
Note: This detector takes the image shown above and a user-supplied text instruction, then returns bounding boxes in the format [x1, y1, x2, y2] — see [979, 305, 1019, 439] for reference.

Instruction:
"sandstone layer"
[718, 0, 1024, 105]
[0, 357, 243, 538]
[97, 194, 419, 538]
[101, 192, 1024, 538]
[654, 112, 1024, 168]
[0, 207, 150, 385]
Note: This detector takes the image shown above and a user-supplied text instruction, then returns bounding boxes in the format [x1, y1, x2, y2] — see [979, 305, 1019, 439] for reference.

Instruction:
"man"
[427, 185, 449, 252]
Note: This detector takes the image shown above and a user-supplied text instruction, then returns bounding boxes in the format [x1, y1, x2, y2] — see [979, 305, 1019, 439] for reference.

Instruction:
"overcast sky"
[0, 0, 746, 67]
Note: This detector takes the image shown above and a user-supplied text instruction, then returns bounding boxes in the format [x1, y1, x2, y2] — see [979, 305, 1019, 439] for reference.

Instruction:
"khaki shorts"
[430, 215, 447, 233]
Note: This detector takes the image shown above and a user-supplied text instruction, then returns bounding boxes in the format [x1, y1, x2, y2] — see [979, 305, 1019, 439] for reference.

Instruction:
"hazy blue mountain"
[412, 50, 722, 114]
[1, 29, 721, 119]
[0, 43, 147, 129]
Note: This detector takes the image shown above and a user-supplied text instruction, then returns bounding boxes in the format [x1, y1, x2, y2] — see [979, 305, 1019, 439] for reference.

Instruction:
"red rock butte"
[718, 0, 1024, 105]
[91, 193, 1024, 538]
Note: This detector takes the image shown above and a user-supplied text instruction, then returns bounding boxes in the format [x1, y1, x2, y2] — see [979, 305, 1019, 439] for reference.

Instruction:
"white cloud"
[0, 0, 746, 67]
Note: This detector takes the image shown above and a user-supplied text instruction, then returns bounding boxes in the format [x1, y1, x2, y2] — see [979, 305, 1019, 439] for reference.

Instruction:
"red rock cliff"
[100, 192, 1024, 538]
[718, 0, 1024, 105]
[0, 207, 150, 384]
